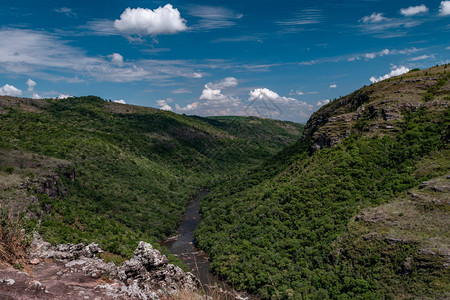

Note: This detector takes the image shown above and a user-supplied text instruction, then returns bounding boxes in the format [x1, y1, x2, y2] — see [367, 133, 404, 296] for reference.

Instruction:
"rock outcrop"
[0, 236, 200, 300]
[302, 66, 450, 153]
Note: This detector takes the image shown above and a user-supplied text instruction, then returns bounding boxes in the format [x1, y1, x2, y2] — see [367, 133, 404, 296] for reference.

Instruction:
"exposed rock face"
[302, 66, 449, 153]
[30, 234, 102, 261]
[117, 241, 199, 298]
[0, 236, 200, 300]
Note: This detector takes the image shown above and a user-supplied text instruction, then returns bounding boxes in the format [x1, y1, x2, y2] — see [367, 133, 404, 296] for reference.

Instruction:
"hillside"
[196, 65, 450, 298]
[0, 95, 303, 261]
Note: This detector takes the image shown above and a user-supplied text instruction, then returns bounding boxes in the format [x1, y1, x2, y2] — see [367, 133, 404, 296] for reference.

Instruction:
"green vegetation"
[196, 65, 450, 298]
[0, 96, 302, 260]
[0, 65, 448, 299]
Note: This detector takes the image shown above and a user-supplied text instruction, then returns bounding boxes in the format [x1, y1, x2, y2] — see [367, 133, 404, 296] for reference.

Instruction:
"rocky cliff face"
[302, 65, 450, 153]
[0, 236, 200, 300]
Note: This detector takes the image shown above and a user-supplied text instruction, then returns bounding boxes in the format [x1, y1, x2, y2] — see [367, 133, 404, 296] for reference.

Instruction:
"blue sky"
[0, 0, 449, 122]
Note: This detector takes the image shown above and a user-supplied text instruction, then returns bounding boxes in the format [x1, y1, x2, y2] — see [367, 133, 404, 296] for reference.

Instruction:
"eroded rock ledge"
[0, 235, 200, 300]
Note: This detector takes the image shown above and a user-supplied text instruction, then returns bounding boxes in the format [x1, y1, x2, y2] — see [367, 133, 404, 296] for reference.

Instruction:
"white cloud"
[364, 49, 390, 60]
[156, 99, 172, 111]
[200, 86, 231, 101]
[199, 77, 239, 104]
[248, 88, 313, 118]
[410, 54, 433, 61]
[249, 88, 296, 104]
[55, 7, 77, 17]
[440, 1, 450, 16]
[277, 9, 324, 26]
[316, 99, 330, 106]
[360, 13, 386, 24]
[32, 93, 41, 99]
[446, 46, 450, 50]
[358, 13, 423, 38]
[0, 84, 22, 97]
[113, 99, 126, 104]
[0, 29, 221, 84]
[187, 5, 242, 30]
[175, 102, 199, 112]
[172, 84, 315, 122]
[57, 93, 72, 99]
[206, 77, 238, 89]
[26, 78, 37, 91]
[400, 5, 428, 16]
[111, 53, 123, 66]
[329, 84, 337, 88]
[84, 19, 118, 36]
[114, 5, 187, 36]
[370, 66, 410, 83]
[172, 88, 192, 94]
[289, 90, 304, 96]
[300, 47, 419, 65]
[191, 72, 203, 78]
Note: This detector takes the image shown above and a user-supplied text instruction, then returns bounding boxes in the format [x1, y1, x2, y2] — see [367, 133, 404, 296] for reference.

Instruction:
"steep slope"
[195, 65, 450, 298]
[0, 95, 303, 259]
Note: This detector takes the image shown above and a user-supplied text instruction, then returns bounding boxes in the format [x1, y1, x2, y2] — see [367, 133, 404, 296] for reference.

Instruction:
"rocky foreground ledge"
[0, 235, 200, 300]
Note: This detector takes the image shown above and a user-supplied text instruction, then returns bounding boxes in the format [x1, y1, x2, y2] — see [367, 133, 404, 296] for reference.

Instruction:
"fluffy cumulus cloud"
[207, 77, 238, 89]
[156, 99, 172, 111]
[32, 93, 41, 99]
[329, 84, 337, 88]
[440, 1, 450, 16]
[173, 77, 239, 116]
[57, 93, 72, 99]
[249, 88, 297, 104]
[111, 53, 124, 66]
[172, 80, 315, 122]
[370, 66, 410, 83]
[26, 79, 37, 91]
[0, 84, 22, 96]
[199, 77, 239, 103]
[200, 86, 229, 101]
[114, 5, 187, 36]
[316, 99, 330, 106]
[400, 5, 428, 16]
[360, 12, 386, 24]
[175, 102, 199, 112]
[113, 99, 126, 104]
[247, 88, 314, 119]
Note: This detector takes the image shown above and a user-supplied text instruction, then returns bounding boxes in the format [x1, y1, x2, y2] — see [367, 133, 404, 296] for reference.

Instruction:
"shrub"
[0, 210, 31, 263]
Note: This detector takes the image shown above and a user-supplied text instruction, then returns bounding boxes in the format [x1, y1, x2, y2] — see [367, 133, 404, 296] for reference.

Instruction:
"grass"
[0, 209, 31, 264]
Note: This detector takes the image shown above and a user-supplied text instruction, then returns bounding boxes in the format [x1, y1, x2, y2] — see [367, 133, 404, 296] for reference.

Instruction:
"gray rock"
[30, 235, 201, 299]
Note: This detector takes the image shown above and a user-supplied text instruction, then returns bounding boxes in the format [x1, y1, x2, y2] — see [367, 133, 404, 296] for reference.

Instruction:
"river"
[162, 189, 254, 299]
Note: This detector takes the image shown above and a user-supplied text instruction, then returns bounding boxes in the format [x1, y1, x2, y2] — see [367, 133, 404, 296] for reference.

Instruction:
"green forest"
[195, 65, 450, 298]
[0, 96, 302, 261]
[0, 65, 449, 299]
